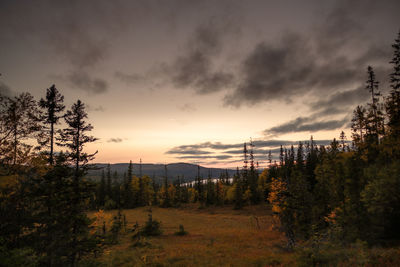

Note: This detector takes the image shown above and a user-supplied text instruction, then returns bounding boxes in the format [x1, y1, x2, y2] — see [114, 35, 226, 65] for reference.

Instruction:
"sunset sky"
[0, 0, 399, 167]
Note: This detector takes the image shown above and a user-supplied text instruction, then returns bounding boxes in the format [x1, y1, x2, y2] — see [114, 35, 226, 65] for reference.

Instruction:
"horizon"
[1, 0, 399, 168]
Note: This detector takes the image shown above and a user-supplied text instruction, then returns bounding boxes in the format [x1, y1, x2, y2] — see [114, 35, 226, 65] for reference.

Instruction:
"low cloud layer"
[107, 138, 124, 143]
[166, 139, 335, 165]
[264, 117, 349, 136]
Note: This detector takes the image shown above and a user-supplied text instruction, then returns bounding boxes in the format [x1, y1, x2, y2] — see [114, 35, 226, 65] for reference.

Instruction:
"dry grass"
[98, 204, 293, 266]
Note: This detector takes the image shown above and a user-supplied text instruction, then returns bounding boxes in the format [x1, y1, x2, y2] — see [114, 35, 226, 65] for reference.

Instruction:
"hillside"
[87, 162, 237, 183]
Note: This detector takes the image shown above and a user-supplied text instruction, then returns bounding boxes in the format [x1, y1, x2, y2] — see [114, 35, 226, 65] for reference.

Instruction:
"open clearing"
[99, 204, 292, 266]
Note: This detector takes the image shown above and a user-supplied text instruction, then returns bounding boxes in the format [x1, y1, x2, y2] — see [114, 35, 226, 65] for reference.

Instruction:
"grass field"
[96, 205, 400, 267]
[98, 204, 294, 266]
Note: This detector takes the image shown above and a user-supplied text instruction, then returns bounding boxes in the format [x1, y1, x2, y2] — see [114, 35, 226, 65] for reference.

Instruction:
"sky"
[0, 0, 399, 168]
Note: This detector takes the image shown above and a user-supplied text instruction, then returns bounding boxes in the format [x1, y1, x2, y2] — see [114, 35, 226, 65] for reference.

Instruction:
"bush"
[140, 211, 162, 236]
[174, 224, 188, 236]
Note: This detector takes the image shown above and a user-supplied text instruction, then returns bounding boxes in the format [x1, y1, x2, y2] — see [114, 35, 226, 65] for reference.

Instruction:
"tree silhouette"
[38, 84, 65, 165]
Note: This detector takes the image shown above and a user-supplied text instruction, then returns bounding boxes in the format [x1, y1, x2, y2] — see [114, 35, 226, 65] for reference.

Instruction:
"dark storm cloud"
[262, 85, 372, 137]
[169, 20, 235, 94]
[0, 0, 111, 94]
[223, 0, 397, 107]
[264, 116, 349, 136]
[310, 86, 368, 112]
[107, 138, 123, 143]
[223, 32, 369, 106]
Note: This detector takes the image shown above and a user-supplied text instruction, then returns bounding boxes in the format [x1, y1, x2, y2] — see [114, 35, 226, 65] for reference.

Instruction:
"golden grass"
[98, 204, 293, 266]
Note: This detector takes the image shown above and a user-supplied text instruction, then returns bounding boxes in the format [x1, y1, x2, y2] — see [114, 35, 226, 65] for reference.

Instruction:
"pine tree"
[386, 30, 400, 138]
[268, 150, 272, 166]
[351, 105, 367, 147]
[233, 167, 243, 210]
[242, 142, 248, 188]
[161, 164, 170, 207]
[57, 99, 97, 265]
[38, 85, 65, 165]
[106, 163, 112, 199]
[365, 66, 384, 143]
[123, 160, 134, 208]
[206, 171, 215, 206]
[196, 165, 204, 205]
[339, 131, 347, 152]
[138, 158, 144, 206]
[248, 139, 259, 204]
[98, 169, 106, 207]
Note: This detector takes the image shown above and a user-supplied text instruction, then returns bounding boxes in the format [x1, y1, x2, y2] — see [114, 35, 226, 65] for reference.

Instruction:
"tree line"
[268, 30, 400, 248]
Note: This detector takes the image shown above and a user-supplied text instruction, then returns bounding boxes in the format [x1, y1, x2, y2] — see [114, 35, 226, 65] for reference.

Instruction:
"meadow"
[98, 204, 292, 266]
[96, 205, 400, 267]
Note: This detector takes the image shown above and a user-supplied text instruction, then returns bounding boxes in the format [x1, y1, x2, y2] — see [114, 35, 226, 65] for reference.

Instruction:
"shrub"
[174, 224, 188, 236]
[140, 211, 162, 236]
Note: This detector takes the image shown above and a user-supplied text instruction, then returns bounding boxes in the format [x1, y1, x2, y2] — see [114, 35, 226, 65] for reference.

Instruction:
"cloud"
[107, 138, 123, 143]
[166, 148, 212, 155]
[48, 23, 108, 69]
[222, 1, 394, 107]
[178, 103, 197, 112]
[114, 71, 146, 84]
[310, 86, 369, 112]
[166, 138, 336, 164]
[0, 81, 12, 97]
[0, 1, 110, 95]
[52, 71, 108, 95]
[168, 20, 236, 94]
[87, 104, 106, 112]
[264, 116, 349, 136]
[67, 71, 108, 94]
[177, 155, 232, 160]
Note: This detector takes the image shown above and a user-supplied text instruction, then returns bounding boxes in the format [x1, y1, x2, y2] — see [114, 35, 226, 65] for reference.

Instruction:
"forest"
[0, 31, 400, 266]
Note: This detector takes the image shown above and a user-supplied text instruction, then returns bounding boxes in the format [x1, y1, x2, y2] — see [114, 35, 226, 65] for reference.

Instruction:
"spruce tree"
[161, 164, 170, 207]
[351, 105, 367, 147]
[38, 85, 65, 165]
[365, 66, 384, 143]
[233, 167, 243, 210]
[106, 163, 112, 199]
[248, 139, 259, 204]
[387, 30, 400, 138]
[123, 160, 134, 208]
[98, 169, 106, 207]
[57, 99, 97, 266]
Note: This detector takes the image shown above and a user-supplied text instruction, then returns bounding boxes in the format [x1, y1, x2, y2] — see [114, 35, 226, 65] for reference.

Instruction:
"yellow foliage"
[226, 185, 236, 202]
[267, 177, 287, 214]
[188, 187, 197, 203]
[91, 209, 111, 235]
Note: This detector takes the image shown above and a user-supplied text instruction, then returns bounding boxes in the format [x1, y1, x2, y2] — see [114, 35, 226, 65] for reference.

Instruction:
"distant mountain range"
[87, 162, 237, 183]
